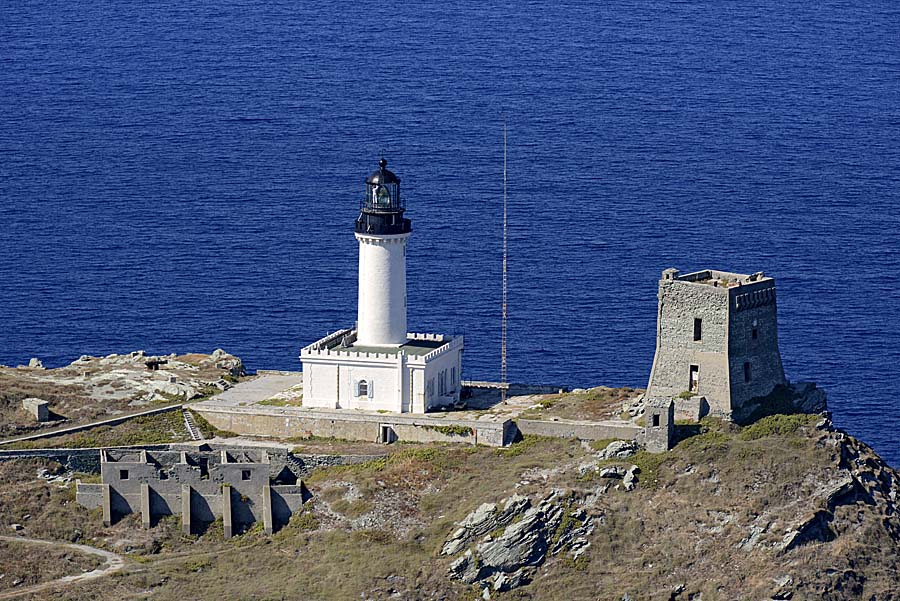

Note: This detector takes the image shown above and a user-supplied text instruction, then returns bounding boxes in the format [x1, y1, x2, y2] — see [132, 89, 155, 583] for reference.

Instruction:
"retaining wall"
[515, 419, 642, 441]
[195, 405, 514, 447]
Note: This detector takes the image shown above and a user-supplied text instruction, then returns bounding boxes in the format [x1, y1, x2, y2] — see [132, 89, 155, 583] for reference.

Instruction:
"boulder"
[597, 440, 639, 460]
[599, 466, 626, 479]
[623, 465, 640, 491]
[448, 550, 481, 584]
[493, 568, 529, 592]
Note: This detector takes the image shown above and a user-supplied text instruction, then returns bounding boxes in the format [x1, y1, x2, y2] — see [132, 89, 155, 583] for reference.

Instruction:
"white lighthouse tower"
[355, 159, 410, 347]
[301, 159, 464, 414]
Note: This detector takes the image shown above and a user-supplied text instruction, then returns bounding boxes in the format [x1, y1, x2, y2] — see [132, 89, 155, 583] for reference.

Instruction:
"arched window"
[357, 380, 368, 397]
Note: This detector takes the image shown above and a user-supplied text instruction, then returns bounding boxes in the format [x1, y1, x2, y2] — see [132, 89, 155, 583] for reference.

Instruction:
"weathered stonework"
[194, 403, 515, 447]
[21, 397, 49, 422]
[75, 447, 307, 536]
[641, 398, 675, 453]
[646, 268, 787, 420]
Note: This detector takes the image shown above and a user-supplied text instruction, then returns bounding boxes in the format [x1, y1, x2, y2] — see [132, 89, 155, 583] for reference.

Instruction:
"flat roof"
[676, 269, 773, 288]
[351, 339, 446, 357]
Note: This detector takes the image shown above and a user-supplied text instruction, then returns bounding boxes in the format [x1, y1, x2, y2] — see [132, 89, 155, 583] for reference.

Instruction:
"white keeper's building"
[300, 159, 464, 413]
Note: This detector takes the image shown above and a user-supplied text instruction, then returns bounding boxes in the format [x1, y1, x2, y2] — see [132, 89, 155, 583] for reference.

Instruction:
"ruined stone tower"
[646, 268, 786, 421]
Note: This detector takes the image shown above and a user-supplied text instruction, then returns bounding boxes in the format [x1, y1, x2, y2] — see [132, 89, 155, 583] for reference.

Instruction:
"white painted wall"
[356, 232, 409, 347]
[424, 347, 463, 410]
[301, 333, 463, 414]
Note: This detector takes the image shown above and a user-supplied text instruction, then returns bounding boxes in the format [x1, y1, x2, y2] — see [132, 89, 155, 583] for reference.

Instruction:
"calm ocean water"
[1, 1, 898, 464]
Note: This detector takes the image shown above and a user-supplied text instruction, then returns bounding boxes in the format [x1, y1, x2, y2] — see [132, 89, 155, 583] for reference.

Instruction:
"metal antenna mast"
[501, 123, 508, 403]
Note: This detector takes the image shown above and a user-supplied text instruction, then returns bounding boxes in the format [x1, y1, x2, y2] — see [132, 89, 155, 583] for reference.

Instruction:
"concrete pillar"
[140, 483, 151, 529]
[101, 483, 111, 527]
[262, 485, 273, 535]
[222, 484, 233, 539]
[181, 485, 192, 535]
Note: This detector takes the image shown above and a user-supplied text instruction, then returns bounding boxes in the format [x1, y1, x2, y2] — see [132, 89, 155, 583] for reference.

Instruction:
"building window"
[119, 469, 129, 480]
[652, 414, 660, 427]
[744, 362, 751, 383]
[689, 365, 699, 393]
[357, 380, 368, 397]
[693, 318, 702, 341]
[752, 328, 758, 340]
[241, 469, 251, 481]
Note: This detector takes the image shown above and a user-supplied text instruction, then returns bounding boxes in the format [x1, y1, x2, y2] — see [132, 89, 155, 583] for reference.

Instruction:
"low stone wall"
[194, 405, 515, 447]
[515, 419, 642, 442]
[0, 445, 170, 473]
[0, 404, 183, 448]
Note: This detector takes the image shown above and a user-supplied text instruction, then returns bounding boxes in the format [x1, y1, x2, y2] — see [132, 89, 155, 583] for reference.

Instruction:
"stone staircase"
[182, 409, 204, 441]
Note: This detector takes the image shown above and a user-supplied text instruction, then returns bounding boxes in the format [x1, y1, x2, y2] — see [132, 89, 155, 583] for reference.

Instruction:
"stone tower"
[355, 159, 411, 347]
[645, 268, 786, 421]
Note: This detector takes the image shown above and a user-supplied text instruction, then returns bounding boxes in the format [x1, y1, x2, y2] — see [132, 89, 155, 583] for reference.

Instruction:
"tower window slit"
[693, 318, 702, 341]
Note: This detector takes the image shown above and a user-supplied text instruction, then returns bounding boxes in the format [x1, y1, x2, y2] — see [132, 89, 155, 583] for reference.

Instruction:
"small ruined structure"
[76, 447, 306, 537]
[21, 397, 49, 422]
[641, 397, 675, 453]
[301, 160, 464, 413]
[646, 268, 787, 421]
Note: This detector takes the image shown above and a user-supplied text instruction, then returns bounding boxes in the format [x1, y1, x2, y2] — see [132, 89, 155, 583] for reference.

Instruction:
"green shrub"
[738, 413, 818, 441]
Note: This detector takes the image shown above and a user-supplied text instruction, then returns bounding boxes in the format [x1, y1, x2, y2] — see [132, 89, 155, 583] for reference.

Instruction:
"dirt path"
[0, 535, 126, 599]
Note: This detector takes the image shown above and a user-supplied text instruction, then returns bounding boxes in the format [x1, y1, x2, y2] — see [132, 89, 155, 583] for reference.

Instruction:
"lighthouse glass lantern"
[356, 159, 411, 236]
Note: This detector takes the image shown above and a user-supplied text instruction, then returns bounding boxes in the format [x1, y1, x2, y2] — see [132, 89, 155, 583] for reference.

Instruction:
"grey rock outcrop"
[444, 490, 594, 592]
[622, 465, 640, 491]
[788, 382, 827, 414]
[597, 440, 638, 460]
[599, 466, 626, 479]
[441, 494, 530, 556]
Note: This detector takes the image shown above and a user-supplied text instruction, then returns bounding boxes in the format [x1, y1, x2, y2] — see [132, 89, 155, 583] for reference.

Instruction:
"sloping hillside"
[0, 413, 897, 600]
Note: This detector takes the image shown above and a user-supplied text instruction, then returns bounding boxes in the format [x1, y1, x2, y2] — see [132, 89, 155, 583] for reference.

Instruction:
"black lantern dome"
[356, 159, 411, 236]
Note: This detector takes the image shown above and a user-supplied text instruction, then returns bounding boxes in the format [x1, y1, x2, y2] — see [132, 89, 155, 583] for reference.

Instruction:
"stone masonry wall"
[195, 407, 513, 447]
[647, 277, 732, 416]
[727, 283, 786, 414]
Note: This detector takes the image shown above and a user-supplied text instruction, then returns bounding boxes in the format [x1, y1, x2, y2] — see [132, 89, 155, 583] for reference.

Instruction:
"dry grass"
[0, 540, 102, 592]
[8, 411, 191, 449]
[519, 386, 642, 421]
[1, 420, 899, 600]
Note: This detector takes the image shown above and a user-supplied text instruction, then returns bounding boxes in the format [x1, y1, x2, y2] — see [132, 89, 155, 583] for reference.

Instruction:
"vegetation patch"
[738, 413, 818, 441]
[189, 411, 239, 438]
[257, 397, 302, 407]
[9, 410, 191, 449]
[518, 387, 641, 421]
[424, 424, 473, 437]
[495, 434, 548, 458]
[587, 438, 621, 452]
[331, 498, 373, 518]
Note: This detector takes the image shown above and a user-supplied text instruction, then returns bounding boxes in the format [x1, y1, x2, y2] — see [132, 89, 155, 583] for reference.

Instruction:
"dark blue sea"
[1, 1, 898, 465]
